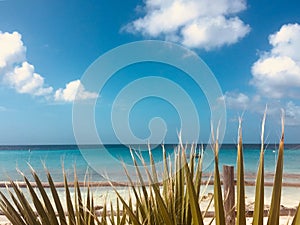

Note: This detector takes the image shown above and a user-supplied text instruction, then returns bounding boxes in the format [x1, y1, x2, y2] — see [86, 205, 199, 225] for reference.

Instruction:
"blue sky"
[0, 0, 300, 144]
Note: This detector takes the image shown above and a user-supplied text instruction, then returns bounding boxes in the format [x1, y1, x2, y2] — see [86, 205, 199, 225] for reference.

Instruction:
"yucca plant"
[0, 166, 126, 225]
[112, 143, 209, 225]
[114, 113, 300, 225]
[0, 115, 299, 225]
[252, 111, 267, 225]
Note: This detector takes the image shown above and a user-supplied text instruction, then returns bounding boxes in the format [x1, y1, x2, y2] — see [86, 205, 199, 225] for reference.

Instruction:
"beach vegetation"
[0, 115, 299, 224]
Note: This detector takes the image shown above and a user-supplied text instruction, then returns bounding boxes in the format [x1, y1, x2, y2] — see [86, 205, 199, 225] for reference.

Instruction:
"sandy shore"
[0, 213, 296, 225]
[0, 183, 299, 224]
[1, 176, 300, 188]
[202, 217, 295, 225]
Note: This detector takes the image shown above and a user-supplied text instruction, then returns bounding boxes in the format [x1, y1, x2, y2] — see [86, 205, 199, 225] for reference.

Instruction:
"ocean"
[0, 144, 299, 183]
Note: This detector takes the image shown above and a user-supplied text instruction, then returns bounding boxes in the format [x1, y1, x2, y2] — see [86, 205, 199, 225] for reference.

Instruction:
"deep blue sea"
[0, 144, 299, 183]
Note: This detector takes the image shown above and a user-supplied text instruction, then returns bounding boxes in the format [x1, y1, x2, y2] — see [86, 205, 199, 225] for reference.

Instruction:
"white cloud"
[221, 92, 250, 110]
[5, 62, 53, 96]
[54, 80, 98, 102]
[0, 31, 98, 103]
[220, 91, 270, 115]
[222, 91, 300, 126]
[251, 23, 300, 98]
[0, 31, 53, 97]
[285, 101, 300, 126]
[0, 31, 25, 69]
[181, 16, 250, 50]
[125, 0, 250, 50]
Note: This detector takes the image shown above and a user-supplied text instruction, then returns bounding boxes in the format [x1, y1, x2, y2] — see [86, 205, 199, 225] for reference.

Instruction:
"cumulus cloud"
[181, 16, 249, 49]
[125, 0, 250, 50]
[0, 31, 25, 69]
[54, 80, 98, 102]
[251, 23, 300, 98]
[0, 31, 53, 97]
[0, 31, 96, 103]
[5, 62, 53, 96]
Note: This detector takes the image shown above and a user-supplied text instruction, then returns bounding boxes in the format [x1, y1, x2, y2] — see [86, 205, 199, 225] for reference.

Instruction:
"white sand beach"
[0, 184, 299, 225]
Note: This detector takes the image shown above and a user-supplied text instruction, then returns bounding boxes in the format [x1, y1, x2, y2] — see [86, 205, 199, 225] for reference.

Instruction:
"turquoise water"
[0, 144, 299, 182]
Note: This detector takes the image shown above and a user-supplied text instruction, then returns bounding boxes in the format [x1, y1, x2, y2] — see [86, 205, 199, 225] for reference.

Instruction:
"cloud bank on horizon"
[125, 0, 250, 50]
[0, 31, 98, 102]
